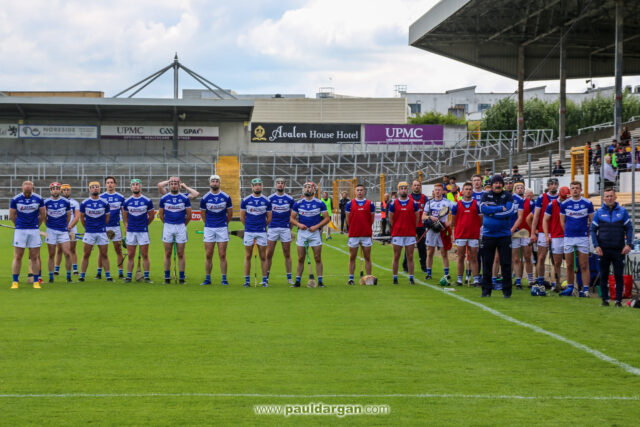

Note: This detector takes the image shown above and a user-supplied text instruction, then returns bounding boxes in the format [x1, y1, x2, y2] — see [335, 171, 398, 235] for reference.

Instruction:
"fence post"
[549, 150, 553, 176]
[528, 153, 532, 188]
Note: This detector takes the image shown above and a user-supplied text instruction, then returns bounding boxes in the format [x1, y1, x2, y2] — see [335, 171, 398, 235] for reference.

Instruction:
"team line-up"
[8, 174, 634, 304]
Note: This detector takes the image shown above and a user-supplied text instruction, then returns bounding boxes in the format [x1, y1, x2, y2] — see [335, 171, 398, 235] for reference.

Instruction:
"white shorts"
[163, 223, 188, 244]
[512, 237, 531, 249]
[454, 238, 479, 248]
[106, 226, 123, 242]
[537, 232, 548, 247]
[347, 237, 373, 248]
[550, 237, 564, 254]
[203, 227, 229, 243]
[563, 236, 590, 254]
[296, 229, 322, 247]
[425, 229, 443, 248]
[83, 232, 109, 246]
[244, 231, 267, 247]
[13, 229, 42, 248]
[267, 227, 292, 243]
[45, 228, 70, 245]
[126, 232, 150, 246]
[391, 236, 416, 247]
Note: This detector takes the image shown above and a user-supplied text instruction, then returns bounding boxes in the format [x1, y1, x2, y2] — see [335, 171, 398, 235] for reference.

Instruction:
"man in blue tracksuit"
[590, 188, 633, 307]
[480, 175, 515, 297]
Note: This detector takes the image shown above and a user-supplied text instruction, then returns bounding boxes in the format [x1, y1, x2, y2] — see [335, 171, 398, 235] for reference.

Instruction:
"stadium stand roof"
[409, 0, 640, 80]
[0, 97, 254, 121]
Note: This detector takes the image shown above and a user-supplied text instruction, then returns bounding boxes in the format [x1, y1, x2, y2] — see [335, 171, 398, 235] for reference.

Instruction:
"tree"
[410, 111, 466, 126]
[481, 98, 516, 130]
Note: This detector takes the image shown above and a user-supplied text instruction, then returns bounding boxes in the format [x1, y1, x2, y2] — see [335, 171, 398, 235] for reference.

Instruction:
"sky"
[1, 0, 639, 99]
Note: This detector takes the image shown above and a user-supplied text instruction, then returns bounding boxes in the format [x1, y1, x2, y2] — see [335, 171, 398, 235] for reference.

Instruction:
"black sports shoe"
[179, 279, 186, 285]
[393, 278, 398, 285]
[318, 283, 326, 288]
[615, 301, 622, 308]
[95, 274, 102, 280]
[456, 280, 463, 286]
[66, 277, 74, 283]
[48, 278, 54, 283]
[123, 277, 132, 283]
[409, 278, 415, 285]
[106, 277, 114, 282]
[425, 274, 432, 280]
[118, 273, 124, 279]
[78, 277, 85, 282]
[291, 282, 301, 288]
[601, 300, 610, 307]
[164, 278, 171, 285]
[53, 271, 59, 276]
[73, 271, 79, 275]
[144, 278, 153, 284]
[347, 279, 354, 285]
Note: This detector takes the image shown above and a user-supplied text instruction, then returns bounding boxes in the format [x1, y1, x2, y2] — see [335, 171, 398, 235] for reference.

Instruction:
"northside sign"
[364, 124, 444, 145]
[251, 123, 360, 143]
[101, 125, 219, 141]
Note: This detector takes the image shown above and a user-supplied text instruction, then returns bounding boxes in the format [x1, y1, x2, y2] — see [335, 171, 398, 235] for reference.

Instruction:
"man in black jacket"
[339, 192, 350, 233]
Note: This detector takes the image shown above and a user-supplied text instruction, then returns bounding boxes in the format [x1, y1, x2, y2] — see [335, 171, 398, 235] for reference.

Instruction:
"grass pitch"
[1, 220, 639, 425]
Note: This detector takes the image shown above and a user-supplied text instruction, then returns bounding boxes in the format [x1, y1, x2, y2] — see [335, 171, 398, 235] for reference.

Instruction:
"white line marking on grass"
[0, 393, 637, 400]
[325, 243, 640, 377]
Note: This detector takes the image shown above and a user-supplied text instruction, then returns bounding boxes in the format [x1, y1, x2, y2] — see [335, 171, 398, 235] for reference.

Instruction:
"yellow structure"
[570, 146, 590, 196]
[215, 156, 241, 218]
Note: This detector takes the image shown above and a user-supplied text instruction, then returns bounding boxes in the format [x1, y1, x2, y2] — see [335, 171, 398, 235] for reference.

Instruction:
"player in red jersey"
[345, 184, 376, 285]
[451, 182, 482, 286]
[389, 182, 420, 285]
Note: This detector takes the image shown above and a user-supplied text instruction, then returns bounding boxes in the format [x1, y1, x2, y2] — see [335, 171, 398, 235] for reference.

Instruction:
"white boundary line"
[0, 393, 636, 400]
[324, 243, 640, 377]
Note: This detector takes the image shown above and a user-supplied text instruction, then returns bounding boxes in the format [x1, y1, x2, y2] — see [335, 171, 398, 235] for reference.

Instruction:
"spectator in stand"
[603, 154, 617, 188]
[380, 193, 390, 236]
[511, 166, 523, 183]
[442, 175, 450, 193]
[616, 147, 628, 172]
[339, 191, 350, 233]
[552, 160, 565, 177]
[593, 144, 602, 174]
[446, 177, 459, 196]
[586, 141, 592, 172]
[483, 168, 492, 185]
[620, 126, 631, 146]
[608, 139, 617, 153]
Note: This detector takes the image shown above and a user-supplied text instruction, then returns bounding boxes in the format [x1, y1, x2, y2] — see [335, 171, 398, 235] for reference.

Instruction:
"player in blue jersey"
[79, 181, 112, 282]
[471, 174, 485, 204]
[158, 176, 192, 284]
[266, 178, 295, 285]
[122, 179, 155, 283]
[290, 182, 330, 288]
[530, 178, 559, 288]
[559, 181, 595, 297]
[199, 174, 233, 286]
[98, 176, 126, 279]
[157, 178, 200, 200]
[240, 178, 272, 287]
[55, 184, 81, 276]
[10, 181, 46, 289]
[43, 182, 72, 283]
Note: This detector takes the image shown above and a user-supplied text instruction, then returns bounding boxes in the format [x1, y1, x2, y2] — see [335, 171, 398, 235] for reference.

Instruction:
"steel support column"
[517, 45, 524, 152]
[614, 0, 624, 140]
[559, 31, 566, 160]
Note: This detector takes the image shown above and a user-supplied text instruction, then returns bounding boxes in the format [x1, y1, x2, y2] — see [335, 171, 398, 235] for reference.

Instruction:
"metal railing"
[577, 115, 640, 135]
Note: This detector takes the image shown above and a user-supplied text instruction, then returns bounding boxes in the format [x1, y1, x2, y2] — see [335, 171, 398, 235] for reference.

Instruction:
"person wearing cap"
[266, 178, 295, 285]
[157, 178, 200, 199]
[559, 181, 594, 297]
[388, 181, 420, 285]
[542, 186, 570, 294]
[56, 184, 80, 276]
[79, 182, 112, 282]
[530, 177, 559, 291]
[240, 178, 272, 287]
[9, 181, 46, 289]
[479, 175, 515, 297]
[320, 191, 334, 240]
[199, 174, 233, 286]
[158, 176, 192, 284]
[98, 176, 126, 279]
[511, 166, 523, 183]
[122, 179, 155, 283]
[43, 182, 72, 283]
[291, 182, 330, 287]
[590, 188, 633, 307]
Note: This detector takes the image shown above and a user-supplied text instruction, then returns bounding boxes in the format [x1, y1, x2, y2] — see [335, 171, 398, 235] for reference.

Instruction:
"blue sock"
[349, 274, 354, 281]
[266, 271, 270, 279]
[296, 276, 301, 283]
[286, 273, 292, 280]
[179, 271, 185, 279]
[444, 268, 449, 276]
[220, 274, 226, 283]
[318, 276, 323, 284]
[97, 268, 102, 276]
[465, 269, 471, 278]
[33, 274, 39, 282]
[12, 274, 18, 282]
[127, 272, 132, 279]
[409, 275, 414, 280]
[105, 271, 111, 279]
[262, 276, 268, 283]
[528, 273, 534, 282]
[206, 274, 212, 282]
[492, 277, 497, 285]
[537, 276, 544, 285]
[54, 265, 60, 273]
[245, 275, 250, 284]
[118, 269, 123, 276]
[144, 271, 149, 279]
[72, 264, 78, 272]
[66, 272, 71, 280]
[516, 277, 522, 285]
[80, 272, 86, 279]
[164, 270, 170, 279]
[393, 275, 398, 281]
[457, 275, 463, 282]
[426, 268, 432, 276]
[474, 275, 481, 282]
[49, 272, 54, 280]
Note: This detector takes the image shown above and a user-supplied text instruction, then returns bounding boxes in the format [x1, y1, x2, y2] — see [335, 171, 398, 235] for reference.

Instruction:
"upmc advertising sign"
[364, 124, 443, 145]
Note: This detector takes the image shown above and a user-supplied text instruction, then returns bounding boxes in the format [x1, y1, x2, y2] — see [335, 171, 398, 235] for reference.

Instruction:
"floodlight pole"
[173, 53, 179, 158]
[558, 30, 567, 160]
[517, 45, 524, 152]
[614, 0, 624, 141]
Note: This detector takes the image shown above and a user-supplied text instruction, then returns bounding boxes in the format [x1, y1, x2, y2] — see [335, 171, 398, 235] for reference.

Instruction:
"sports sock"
[105, 271, 111, 279]
[118, 269, 123, 276]
[492, 277, 497, 285]
[54, 265, 60, 273]
[144, 271, 150, 279]
[97, 268, 102, 276]
[465, 269, 471, 278]
[33, 274, 39, 282]
[127, 272, 132, 279]
[457, 275, 463, 282]
[537, 276, 544, 285]
[206, 274, 211, 282]
[515, 277, 521, 285]
[527, 273, 534, 282]
[349, 274, 354, 281]
[80, 272, 86, 279]
[393, 275, 398, 281]
[72, 264, 78, 272]
[444, 268, 449, 276]
[286, 272, 292, 280]
[49, 272, 54, 281]
[474, 275, 481, 283]
[245, 275, 250, 284]
[426, 268, 432, 276]
[66, 271, 71, 280]
[295, 276, 301, 283]
[409, 275, 414, 281]
[266, 270, 270, 279]
[164, 270, 170, 279]
[262, 276, 268, 284]
[12, 274, 18, 282]
[221, 274, 226, 282]
[318, 276, 323, 284]
[179, 271, 185, 279]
